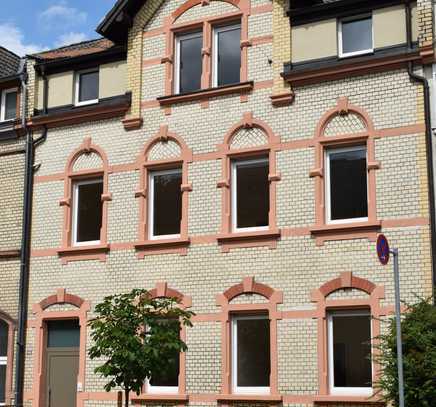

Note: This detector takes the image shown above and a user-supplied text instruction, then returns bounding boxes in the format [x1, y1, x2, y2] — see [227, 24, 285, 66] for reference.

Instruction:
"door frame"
[29, 290, 90, 407]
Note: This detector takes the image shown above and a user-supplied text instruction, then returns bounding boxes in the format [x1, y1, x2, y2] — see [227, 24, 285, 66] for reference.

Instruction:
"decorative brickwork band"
[311, 273, 385, 398]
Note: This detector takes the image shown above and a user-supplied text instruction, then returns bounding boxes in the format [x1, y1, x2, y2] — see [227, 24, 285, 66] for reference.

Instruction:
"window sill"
[217, 229, 281, 253]
[313, 395, 382, 405]
[134, 238, 190, 257]
[310, 221, 381, 246]
[131, 394, 189, 402]
[217, 394, 282, 402]
[157, 81, 253, 106]
[56, 244, 110, 264]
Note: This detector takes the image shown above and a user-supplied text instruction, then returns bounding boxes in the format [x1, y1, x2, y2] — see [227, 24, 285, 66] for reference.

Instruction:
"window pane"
[76, 180, 103, 243]
[236, 160, 269, 229]
[342, 17, 372, 55]
[0, 365, 5, 404]
[150, 321, 180, 387]
[47, 320, 80, 348]
[217, 26, 241, 86]
[153, 170, 182, 237]
[0, 321, 8, 357]
[236, 318, 270, 387]
[333, 314, 372, 388]
[5, 91, 17, 120]
[329, 148, 367, 221]
[79, 71, 99, 102]
[179, 34, 202, 93]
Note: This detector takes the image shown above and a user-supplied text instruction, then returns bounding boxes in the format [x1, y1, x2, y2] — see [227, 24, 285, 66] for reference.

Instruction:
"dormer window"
[338, 15, 373, 58]
[0, 88, 18, 122]
[75, 69, 99, 106]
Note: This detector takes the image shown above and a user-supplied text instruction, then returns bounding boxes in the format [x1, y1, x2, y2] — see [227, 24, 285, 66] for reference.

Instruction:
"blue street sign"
[377, 234, 390, 265]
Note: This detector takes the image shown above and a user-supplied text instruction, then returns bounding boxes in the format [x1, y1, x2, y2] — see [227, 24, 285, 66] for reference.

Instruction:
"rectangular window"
[0, 321, 8, 405]
[0, 88, 18, 122]
[328, 311, 373, 396]
[149, 168, 182, 239]
[213, 24, 241, 87]
[148, 320, 180, 394]
[75, 69, 99, 106]
[47, 320, 80, 348]
[232, 315, 270, 394]
[175, 32, 203, 94]
[338, 15, 373, 58]
[326, 146, 368, 223]
[72, 178, 103, 246]
[232, 158, 269, 232]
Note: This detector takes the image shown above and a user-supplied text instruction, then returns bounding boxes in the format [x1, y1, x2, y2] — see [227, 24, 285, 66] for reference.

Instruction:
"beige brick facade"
[6, 1, 434, 407]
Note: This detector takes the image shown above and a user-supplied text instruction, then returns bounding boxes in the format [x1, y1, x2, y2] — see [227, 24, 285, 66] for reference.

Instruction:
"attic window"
[338, 15, 373, 58]
[75, 69, 99, 106]
[0, 88, 18, 122]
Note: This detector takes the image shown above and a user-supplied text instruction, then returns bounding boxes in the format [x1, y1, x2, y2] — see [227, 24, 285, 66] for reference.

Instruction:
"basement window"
[72, 178, 103, 246]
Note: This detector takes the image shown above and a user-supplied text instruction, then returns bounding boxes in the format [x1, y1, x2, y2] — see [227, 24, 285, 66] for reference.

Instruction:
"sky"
[1, 0, 117, 56]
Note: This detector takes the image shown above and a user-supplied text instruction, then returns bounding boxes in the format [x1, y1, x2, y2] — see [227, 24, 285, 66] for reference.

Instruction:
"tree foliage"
[375, 298, 436, 406]
[88, 289, 194, 406]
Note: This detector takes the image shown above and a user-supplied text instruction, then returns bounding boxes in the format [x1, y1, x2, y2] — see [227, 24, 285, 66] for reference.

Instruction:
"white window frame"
[212, 23, 241, 88]
[174, 31, 203, 94]
[74, 68, 99, 107]
[338, 14, 374, 58]
[0, 87, 18, 122]
[327, 310, 373, 397]
[231, 314, 270, 395]
[325, 145, 368, 225]
[148, 168, 183, 240]
[72, 178, 103, 247]
[231, 158, 269, 233]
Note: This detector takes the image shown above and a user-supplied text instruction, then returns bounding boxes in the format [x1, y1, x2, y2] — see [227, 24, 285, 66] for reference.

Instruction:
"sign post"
[376, 235, 405, 407]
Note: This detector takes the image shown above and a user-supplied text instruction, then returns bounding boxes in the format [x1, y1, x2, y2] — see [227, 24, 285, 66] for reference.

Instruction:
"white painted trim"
[212, 23, 241, 88]
[325, 145, 368, 224]
[231, 314, 270, 395]
[0, 87, 18, 122]
[74, 68, 99, 107]
[149, 168, 182, 240]
[147, 383, 179, 395]
[72, 178, 103, 246]
[174, 31, 203, 94]
[327, 310, 374, 396]
[338, 14, 374, 59]
[231, 157, 269, 233]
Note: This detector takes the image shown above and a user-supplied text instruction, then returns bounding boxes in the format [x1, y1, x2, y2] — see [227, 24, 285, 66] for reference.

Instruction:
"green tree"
[88, 289, 194, 407]
[376, 298, 436, 406]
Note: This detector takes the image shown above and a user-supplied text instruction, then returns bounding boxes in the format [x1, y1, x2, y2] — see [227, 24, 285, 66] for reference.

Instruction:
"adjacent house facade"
[0, 46, 26, 407]
[0, 0, 434, 407]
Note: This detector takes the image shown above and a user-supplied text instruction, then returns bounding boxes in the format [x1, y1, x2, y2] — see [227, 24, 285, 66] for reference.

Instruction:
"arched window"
[310, 97, 381, 245]
[57, 137, 112, 264]
[134, 126, 193, 256]
[0, 312, 16, 406]
[216, 112, 281, 252]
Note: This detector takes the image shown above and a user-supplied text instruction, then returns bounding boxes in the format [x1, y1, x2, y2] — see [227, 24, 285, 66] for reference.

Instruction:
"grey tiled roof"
[0, 46, 21, 80]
